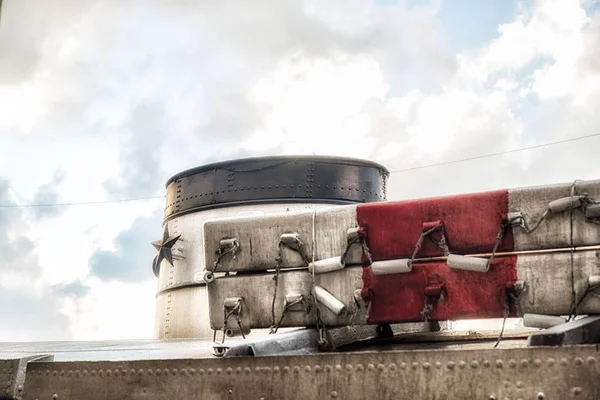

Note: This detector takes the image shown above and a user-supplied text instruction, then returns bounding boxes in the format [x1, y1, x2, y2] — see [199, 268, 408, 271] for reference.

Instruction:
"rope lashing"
[222, 297, 246, 343]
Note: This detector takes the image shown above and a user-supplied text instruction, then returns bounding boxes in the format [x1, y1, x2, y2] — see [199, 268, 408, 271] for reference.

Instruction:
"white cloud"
[1, 0, 600, 342]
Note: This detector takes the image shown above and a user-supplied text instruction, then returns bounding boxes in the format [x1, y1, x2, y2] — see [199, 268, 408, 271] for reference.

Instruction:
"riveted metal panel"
[1, 355, 52, 400]
[164, 156, 389, 220]
[23, 345, 600, 400]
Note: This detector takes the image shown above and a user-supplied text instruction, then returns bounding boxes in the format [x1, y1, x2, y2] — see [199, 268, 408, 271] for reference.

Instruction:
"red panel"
[362, 256, 518, 323]
[356, 190, 514, 260]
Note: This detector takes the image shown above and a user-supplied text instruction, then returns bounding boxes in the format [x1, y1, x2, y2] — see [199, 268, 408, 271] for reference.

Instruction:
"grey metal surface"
[0, 340, 215, 362]
[163, 156, 389, 220]
[528, 315, 600, 346]
[154, 203, 333, 339]
[203, 204, 362, 272]
[208, 267, 365, 330]
[509, 179, 600, 250]
[22, 344, 600, 400]
[222, 323, 442, 357]
[0, 355, 52, 400]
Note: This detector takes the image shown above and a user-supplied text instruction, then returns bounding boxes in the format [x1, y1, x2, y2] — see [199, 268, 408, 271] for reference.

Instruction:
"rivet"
[560, 358, 569, 366]
[325, 365, 332, 373]
[520, 359, 528, 368]
[155, 369, 161, 376]
[346, 365, 353, 372]
[236, 367, 242, 374]
[377, 364, 385, 372]
[571, 387, 582, 396]
[17, 385, 22, 392]
[331, 391, 338, 398]
[422, 362, 430, 370]
[245, 367, 251, 375]
[516, 381, 524, 389]
[586, 356, 596, 366]
[504, 380, 511, 388]
[458, 361, 466, 369]
[137, 369, 144, 376]
[435, 362, 442, 369]
[273, 366, 280, 374]
[471, 361, 480, 369]
[53, 395, 58, 400]
[228, 390, 233, 395]
[534, 359, 542, 367]
[83, 370, 88, 376]
[293, 367, 300, 374]
[489, 396, 497, 400]
[226, 367, 233, 375]
[60, 370, 65, 376]
[389, 363, 398, 372]
[356, 364, 364, 372]
[547, 358, 555, 367]
[483, 360, 491, 368]
[509, 359, 517, 368]
[335, 364, 342, 372]
[189, 368, 196, 375]
[537, 392, 545, 400]
[367, 364, 375, 372]
[199, 369, 206, 376]
[216, 368, 223, 375]
[145, 369, 151, 376]
[172, 369, 177, 375]
[400, 362, 407, 370]
[447, 362, 455, 369]
[314, 365, 321, 373]
[98, 370, 104, 377]
[412, 362, 419, 370]
[254, 367, 261, 373]
[574, 357, 584, 366]
[305, 366, 312, 373]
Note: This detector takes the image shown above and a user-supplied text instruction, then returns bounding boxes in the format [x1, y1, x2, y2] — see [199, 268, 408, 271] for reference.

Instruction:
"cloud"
[89, 209, 163, 282]
[0, 178, 74, 341]
[29, 170, 66, 219]
[1, 0, 600, 343]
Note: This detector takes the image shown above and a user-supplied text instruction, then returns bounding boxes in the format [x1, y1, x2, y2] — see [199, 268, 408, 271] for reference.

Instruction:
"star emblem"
[151, 225, 181, 277]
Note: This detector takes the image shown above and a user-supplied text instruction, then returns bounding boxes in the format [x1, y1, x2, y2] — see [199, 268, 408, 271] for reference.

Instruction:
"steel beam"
[23, 345, 600, 400]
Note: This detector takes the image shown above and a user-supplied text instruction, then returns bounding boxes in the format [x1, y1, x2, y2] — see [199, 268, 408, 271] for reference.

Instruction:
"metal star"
[152, 225, 181, 270]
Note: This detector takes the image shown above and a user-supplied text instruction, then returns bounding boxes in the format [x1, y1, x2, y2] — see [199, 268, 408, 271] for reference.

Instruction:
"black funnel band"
[163, 156, 389, 221]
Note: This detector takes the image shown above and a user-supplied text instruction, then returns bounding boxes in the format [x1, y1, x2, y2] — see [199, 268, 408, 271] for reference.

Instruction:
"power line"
[0, 195, 165, 209]
[389, 132, 600, 173]
[2, 132, 598, 208]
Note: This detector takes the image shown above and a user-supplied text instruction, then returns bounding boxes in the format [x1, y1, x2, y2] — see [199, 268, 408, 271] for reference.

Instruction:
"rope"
[271, 297, 306, 334]
[270, 245, 283, 332]
[568, 181, 579, 321]
[222, 300, 245, 343]
[213, 240, 239, 272]
[310, 208, 327, 346]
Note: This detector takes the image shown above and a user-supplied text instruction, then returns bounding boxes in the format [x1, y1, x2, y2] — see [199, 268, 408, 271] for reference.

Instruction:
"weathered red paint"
[362, 257, 518, 323]
[356, 189, 517, 323]
[356, 189, 514, 260]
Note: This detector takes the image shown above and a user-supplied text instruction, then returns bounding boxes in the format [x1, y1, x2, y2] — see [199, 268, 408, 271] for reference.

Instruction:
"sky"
[0, 0, 599, 342]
